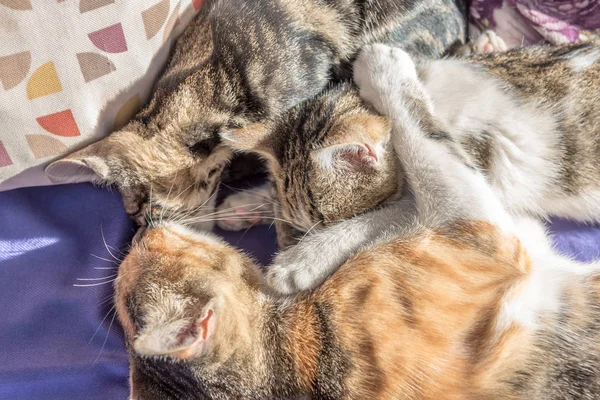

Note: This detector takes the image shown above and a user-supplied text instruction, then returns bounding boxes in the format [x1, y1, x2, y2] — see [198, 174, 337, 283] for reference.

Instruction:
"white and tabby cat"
[220, 39, 600, 293]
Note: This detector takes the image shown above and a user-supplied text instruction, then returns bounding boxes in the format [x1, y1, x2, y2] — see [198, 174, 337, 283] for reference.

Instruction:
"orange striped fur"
[114, 220, 560, 399]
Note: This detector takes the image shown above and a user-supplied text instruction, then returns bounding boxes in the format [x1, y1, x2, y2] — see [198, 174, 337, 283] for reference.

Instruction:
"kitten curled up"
[116, 45, 600, 399]
[219, 39, 600, 293]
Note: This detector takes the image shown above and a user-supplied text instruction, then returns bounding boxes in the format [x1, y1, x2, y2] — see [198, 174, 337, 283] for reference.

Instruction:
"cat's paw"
[266, 261, 323, 295]
[353, 44, 418, 113]
[267, 246, 335, 294]
[216, 190, 273, 231]
[474, 30, 508, 53]
[457, 30, 508, 56]
[266, 263, 303, 294]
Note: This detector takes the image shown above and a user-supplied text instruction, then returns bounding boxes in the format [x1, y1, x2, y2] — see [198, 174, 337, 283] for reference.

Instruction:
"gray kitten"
[46, 0, 466, 230]
[220, 39, 600, 293]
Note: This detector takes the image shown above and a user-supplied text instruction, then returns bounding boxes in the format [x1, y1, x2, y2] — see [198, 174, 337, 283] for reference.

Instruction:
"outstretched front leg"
[353, 43, 514, 232]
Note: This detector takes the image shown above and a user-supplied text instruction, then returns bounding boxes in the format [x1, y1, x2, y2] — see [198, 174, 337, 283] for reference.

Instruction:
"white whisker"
[73, 280, 116, 287]
[297, 220, 321, 245]
[160, 170, 178, 224]
[94, 308, 118, 364]
[178, 203, 269, 223]
[100, 223, 121, 262]
[221, 183, 279, 206]
[89, 304, 116, 344]
[91, 254, 119, 265]
[76, 274, 118, 281]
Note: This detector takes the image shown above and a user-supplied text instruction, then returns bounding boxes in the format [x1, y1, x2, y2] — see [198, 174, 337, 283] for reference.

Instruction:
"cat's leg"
[216, 183, 274, 231]
[353, 43, 514, 231]
[267, 198, 418, 293]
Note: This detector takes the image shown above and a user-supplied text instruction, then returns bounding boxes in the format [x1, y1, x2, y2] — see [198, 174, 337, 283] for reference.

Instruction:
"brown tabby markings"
[219, 43, 600, 249]
[49, 0, 466, 227]
[225, 84, 399, 247]
[115, 220, 542, 398]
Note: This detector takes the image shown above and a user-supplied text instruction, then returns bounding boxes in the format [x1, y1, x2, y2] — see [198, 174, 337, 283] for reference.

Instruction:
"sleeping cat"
[219, 40, 600, 292]
[115, 45, 600, 399]
[45, 0, 466, 229]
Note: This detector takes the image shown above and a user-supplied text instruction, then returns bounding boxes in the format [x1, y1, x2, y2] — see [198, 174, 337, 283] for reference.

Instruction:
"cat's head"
[115, 223, 264, 397]
[45, 118, 233, 231]
[221, 84, 400, 247]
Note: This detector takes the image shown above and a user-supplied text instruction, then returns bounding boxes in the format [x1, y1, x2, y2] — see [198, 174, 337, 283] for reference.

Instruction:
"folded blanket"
[470, 0, 600, 47]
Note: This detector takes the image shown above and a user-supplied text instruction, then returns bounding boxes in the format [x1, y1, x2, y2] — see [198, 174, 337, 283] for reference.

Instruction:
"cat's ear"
[311, 114, 391, 170]
[45, 140, 113, 184]
[220, 123, 278, 161]
[133, 305, 216, 360]
[312, 143, 379, 169]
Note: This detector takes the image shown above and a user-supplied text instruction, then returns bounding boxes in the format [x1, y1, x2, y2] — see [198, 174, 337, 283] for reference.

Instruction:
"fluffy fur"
[115, 45, 600, 399]
[45, 0, 466, 229]
[220, 40, 600, 292]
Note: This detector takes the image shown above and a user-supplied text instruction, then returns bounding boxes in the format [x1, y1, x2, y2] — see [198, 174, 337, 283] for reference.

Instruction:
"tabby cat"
[220, 39, 600, 292]
[116, 45, 600, 399]
[45, 0, 466, 229]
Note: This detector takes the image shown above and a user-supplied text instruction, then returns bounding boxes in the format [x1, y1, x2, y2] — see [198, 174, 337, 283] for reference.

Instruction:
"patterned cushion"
[0, 0, 202, 191]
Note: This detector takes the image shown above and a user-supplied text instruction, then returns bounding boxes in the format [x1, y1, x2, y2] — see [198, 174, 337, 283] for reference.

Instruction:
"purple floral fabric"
[470, 0, 600, 47]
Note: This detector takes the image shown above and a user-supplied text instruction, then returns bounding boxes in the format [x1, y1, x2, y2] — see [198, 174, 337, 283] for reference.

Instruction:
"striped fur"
[220, 41, 600, 273]
[46, 0, 467, 229]
[115, 44, 600, 399]
[116, 218, 600, 399]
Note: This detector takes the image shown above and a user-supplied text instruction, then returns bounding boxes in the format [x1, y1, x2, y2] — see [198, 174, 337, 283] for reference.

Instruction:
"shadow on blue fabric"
[0, 182, 277, 400]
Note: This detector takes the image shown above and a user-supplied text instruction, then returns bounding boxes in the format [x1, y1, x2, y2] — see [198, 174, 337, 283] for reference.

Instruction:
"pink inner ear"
[176, 321, 198, 346]
[174, 309, 213, 347]
[363, 144, 378, 162]
[340, 144, 377, 166]
[199, 309, 213, 341]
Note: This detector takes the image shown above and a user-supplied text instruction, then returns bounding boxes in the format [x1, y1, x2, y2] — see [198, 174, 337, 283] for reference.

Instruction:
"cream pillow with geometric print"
[0, 0, 202, 191]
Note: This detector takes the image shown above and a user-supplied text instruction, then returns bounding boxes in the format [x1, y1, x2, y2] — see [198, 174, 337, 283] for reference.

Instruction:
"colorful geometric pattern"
[0, 0, 201, 190]
[142, 0, 171, 40]
[36, 110, 81, 137]
[26, 62, 63, 99]
[0, 51, 31, 90]
[0, 0, 32, 10]
[88, 23, 128, 53]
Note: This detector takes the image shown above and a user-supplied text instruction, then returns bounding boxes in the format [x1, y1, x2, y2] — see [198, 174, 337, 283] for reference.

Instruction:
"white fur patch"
[497, 217, 600, 336]
[570, 50, 599, 72]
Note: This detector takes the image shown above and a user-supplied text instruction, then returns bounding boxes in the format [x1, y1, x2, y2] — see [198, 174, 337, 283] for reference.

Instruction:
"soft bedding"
[0, 0, 200, 191]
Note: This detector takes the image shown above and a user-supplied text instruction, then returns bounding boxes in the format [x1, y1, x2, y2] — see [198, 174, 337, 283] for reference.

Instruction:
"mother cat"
[46, 0, 466, 228]
[115, 45, 600, 399]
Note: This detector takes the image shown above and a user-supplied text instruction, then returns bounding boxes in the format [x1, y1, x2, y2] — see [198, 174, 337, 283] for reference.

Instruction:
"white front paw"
[267, 248, 333, 294]
[353, 44, 418, 113]
[472, 30, 508, 54]
[266, 261, 329, 294]
[266, 263, 302, 294]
